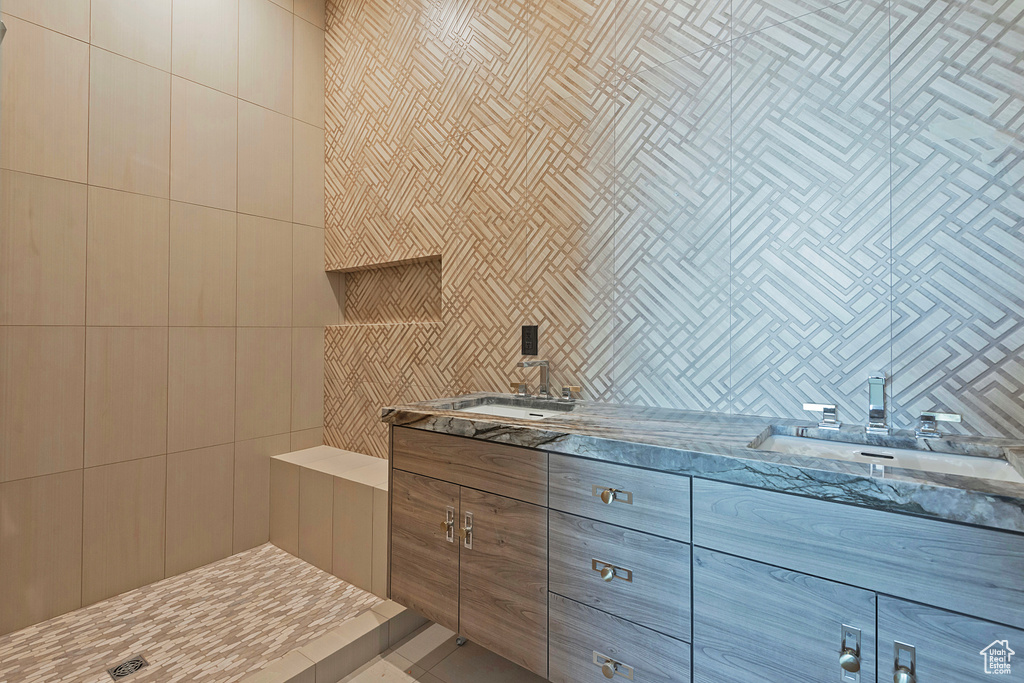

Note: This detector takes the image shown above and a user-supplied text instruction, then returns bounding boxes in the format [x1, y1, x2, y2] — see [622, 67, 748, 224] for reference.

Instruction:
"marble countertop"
[382, 393, 1024, 534]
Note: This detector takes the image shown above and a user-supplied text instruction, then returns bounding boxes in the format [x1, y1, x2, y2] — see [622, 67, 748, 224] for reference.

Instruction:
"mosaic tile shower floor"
[0, 544, 382, 683]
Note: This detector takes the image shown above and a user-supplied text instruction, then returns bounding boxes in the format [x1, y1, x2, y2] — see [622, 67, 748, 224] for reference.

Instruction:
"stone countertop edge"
[381, 393, 1024, 534]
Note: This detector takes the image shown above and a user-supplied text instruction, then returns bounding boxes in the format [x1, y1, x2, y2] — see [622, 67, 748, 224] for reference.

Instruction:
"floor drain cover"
[107, 655, 148, 680]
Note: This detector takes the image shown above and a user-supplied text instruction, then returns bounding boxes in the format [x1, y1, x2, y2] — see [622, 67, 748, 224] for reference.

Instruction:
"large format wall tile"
[90, 0, 172, 70]
[86, 187, 170, 327]
[292, 327, 327, 432]
[82, 456, 166, 605]
[167, 328, 236, 452]
[0, 171, 88, 326]
[0, 327, 86, 482]
[240, 0, 294, 116]
[234, 434, 292, 552]
[88, 47, 172, 198]
[889, 0, 1024, 436]
[2, 0, 90, 41]
[169, 203, 238, 327]
[0, 471, 83, 636]
[237, 215, 293, 327]
[0, 15, 89, 182]
[613, 46, 731, 411]
[294, 14, 327, 126]
[238, 101, 294, 222]
[171, 0, 240, 96]
[294, 122, 327, 228]
[236, 327, 293, 441]
[170, 77, 238, 212]
[166, 444, 235, 576]
[296, 0, 326, 27]
[293, 225, 342, 326]
[729, 0, 891, 423]
[84, 327, 169, 467]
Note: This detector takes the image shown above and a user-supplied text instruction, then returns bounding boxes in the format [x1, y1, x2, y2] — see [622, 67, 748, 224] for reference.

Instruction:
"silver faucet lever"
[916, 411, 961, 439]
[517, 360, 550, 399]
[804, 403, 841, 430]
[561, 385, 582, 402]
[508, 381, 529, 397]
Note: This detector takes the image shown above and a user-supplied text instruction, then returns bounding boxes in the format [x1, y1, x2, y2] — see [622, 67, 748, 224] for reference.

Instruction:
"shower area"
[0, 0, 404, 680]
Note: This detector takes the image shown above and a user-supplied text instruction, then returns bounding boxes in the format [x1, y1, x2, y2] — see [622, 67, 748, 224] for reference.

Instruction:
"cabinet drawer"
[392, 427, 547, 505]
[693, 547, 876, 683]
[549, 454, 690, 541]
[878, 596, 1024, 682]
[693, 478, 1024, 629]
[549, 593, 691, 683]
[550, 510, 691, 642]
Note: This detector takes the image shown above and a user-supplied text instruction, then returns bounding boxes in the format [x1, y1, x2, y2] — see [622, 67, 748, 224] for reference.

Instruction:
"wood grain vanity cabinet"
[389, 428, 548, 677]
[389, 424, 1024, 683]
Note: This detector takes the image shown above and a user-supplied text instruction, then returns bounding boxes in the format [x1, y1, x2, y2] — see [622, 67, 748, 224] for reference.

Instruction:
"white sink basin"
[760, 435, 1024, 484]
[454, 403, 567, 421]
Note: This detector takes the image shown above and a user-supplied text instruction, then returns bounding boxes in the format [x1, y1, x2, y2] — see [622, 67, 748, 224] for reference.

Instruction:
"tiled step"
[240, 600, 428, 683]
[269, 446, 389, 596]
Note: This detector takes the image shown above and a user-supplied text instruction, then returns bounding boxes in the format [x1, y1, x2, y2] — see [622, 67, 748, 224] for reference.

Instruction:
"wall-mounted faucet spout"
[517, 360, 550, 399]
[867, 374, 888, 434]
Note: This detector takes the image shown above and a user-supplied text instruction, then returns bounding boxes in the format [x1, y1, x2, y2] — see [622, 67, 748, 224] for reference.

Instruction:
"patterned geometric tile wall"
[326, 0, 1024, 456]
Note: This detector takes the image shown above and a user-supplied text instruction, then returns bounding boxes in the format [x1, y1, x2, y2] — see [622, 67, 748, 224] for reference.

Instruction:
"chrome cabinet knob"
[600, 488, 617, 504]
[840, 649, 861, 673]
[894, 667, 915, 683]
[601, 661, 617, 679]
[600, 565, 616, 582]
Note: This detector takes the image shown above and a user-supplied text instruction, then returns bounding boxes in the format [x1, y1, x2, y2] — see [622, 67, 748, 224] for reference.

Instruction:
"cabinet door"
[694, 547, 876, 683]
[459, 487, 548, 678]
[878, 595, 1024, 681]
[390, 470, 460, 632]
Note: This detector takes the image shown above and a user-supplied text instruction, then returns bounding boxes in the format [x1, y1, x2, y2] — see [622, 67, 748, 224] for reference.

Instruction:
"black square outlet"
[521, 326, 538, 356]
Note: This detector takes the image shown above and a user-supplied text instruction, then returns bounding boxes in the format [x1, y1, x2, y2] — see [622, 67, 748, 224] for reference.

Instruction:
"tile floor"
[342, 623, 547, 683]
[0, 544, 382, 682]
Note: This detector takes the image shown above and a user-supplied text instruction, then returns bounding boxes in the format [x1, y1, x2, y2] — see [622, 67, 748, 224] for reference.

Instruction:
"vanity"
[383, 394, 1024, 682]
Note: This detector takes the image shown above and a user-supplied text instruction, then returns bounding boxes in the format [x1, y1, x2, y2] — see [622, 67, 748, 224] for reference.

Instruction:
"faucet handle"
[509, 381, 529, 397]
[803, 403, 841, 430]
[561, 385, 582, 401]
[916, 411, 961, 439]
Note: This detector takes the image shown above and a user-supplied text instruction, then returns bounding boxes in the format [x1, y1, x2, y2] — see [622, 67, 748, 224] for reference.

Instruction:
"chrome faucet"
[517, 360, 550, 399]
[867, 374, 889, 435]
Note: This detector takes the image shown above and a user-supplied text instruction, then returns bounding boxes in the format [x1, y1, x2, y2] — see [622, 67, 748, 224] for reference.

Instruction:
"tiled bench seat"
[269, 446, 389, 598]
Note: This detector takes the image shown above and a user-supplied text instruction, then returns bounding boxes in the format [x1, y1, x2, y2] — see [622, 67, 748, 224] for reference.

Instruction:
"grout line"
[80, 16, 93, 611]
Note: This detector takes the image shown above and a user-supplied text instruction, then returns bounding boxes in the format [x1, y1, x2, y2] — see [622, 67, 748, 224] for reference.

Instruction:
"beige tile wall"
[0, 0, 336, 635]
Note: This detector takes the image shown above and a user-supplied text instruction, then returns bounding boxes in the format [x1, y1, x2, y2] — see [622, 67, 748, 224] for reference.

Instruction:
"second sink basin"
[453, 397, 575, 421]
[759, 434, 1024, 484]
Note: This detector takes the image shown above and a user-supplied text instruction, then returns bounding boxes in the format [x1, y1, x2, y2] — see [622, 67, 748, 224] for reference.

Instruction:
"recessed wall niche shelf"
[337, 256, 442, 325]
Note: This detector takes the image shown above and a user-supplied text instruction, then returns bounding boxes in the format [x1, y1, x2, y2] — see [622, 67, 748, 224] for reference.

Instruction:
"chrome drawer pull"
[593, 651, 633, 680]
[593, 485, 633, 505]
[592, 558, 633, 583]
[840, 624, 862, 682]
[460, 512, 473, 549]
[893, 642, 916, 683]
[440, 506, 455, 543]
